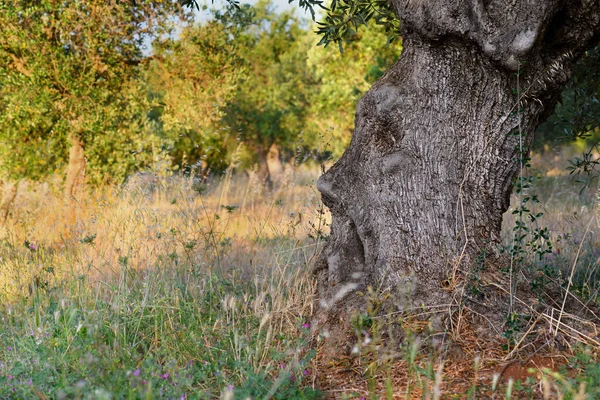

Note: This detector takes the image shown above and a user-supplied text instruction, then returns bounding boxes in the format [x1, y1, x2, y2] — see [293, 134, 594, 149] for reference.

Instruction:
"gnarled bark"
[315, 0, 600, 341]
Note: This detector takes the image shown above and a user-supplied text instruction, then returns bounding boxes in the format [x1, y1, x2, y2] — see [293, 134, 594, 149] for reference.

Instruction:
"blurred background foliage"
[0, 0, 598, 190]
[534, 46, 600, 188]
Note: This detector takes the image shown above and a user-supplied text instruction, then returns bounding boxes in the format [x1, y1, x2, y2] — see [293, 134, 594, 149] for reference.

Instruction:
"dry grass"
[0, 166, 325, 398]
[0, 166, 327, 302]
[0, 155, 599, 398]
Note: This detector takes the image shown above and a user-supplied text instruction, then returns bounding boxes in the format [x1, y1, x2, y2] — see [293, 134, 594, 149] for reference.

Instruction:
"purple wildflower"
[302, 323, 311, 329]
[133, 369, 140, 377]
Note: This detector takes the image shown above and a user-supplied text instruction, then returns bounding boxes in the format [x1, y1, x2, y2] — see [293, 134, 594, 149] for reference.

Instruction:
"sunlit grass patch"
[0, 168, 324, 398]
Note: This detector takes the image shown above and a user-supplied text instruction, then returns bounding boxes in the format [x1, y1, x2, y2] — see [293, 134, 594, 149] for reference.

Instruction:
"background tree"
[217, 1, 318, 184]
[306, 20, 402, 158]
[535, 47, 600, 147]
[0, 0, 185, 196]
[534, 47, 600, 189]
[146, 18, 242, 174]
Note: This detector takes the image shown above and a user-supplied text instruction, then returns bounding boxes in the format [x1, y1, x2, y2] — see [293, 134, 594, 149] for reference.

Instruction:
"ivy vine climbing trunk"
[314, 0, 600, 341]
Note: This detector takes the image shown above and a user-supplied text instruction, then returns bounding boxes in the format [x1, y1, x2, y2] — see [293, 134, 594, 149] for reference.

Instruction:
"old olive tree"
[184, 0, 600, 341]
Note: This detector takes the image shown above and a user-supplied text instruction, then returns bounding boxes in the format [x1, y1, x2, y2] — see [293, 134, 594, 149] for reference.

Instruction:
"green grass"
[0, 170, 323, 399]
[0, 261, 319, 398]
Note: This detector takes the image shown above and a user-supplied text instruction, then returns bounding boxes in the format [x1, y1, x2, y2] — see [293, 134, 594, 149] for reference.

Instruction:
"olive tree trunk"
[315, 0, 600, 339]
[0, 180, 19, 225]
[64, 134, 86, 200]
[266, 143, 284, 186]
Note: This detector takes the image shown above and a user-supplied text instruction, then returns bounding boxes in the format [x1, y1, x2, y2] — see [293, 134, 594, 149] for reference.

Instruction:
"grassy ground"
[0, 155, 599, 399]
[0, 167, 325, 399]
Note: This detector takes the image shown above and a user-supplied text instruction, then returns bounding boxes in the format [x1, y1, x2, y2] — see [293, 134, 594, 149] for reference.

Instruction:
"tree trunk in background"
[256, 145, 270, 185]
[256, 143, 284, 189]
[266, 143, 284, 186]
[315, 0, 600, 343]
[64, 134, 86, 200]
[0, 180, 19, 225]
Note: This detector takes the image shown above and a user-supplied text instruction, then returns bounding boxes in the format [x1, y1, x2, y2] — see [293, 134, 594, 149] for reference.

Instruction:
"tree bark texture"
[315, 0, 600, 334]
